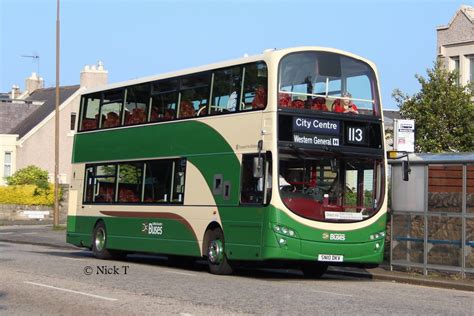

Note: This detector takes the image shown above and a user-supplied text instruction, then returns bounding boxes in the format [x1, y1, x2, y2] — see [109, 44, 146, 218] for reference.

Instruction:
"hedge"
[0, 184, 60, 206]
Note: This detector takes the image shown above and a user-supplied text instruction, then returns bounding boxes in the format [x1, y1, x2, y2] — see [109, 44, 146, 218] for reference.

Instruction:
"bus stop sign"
[393, 119, 415, 152]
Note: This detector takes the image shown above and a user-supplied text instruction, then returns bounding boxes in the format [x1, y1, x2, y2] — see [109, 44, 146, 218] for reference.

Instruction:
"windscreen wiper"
[287, 144, 309, 159]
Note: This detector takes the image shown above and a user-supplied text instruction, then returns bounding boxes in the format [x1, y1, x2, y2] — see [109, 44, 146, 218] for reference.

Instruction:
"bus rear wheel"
[301, 262, 328, 278]
[205, 228, 233, 275]
[92, 222, 126, 260]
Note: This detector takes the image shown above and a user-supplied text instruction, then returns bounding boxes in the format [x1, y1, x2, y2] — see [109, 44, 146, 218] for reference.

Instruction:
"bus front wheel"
[205, 228, 233, 275]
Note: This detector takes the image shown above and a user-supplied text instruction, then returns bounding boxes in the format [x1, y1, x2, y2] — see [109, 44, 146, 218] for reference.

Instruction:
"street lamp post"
[54, 0, 60, 227]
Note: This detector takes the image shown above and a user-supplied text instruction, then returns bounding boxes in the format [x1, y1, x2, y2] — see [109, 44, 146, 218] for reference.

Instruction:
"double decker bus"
[67, 47, 387, 276]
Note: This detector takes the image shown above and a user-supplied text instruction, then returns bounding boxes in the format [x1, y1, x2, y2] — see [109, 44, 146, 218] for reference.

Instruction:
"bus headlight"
[369, 231, 386, 241]
[278, 238, 287, 246]
[273, 224, 297, 238]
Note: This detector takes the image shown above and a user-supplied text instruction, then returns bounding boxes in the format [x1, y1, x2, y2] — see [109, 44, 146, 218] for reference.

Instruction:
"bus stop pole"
[462, 164, 467, 279]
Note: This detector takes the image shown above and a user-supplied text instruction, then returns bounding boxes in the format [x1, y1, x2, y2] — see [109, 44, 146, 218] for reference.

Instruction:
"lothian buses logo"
[142, 222, 163, 235]
[322, 232, 346, 241]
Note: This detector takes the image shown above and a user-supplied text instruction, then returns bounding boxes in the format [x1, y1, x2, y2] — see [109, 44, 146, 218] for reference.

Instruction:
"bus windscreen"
[279, 156, 383, 222]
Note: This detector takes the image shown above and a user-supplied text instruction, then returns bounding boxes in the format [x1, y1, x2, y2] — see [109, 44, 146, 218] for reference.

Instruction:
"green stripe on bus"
[67, 215, 201, 256]
[73, 121, 241, 205]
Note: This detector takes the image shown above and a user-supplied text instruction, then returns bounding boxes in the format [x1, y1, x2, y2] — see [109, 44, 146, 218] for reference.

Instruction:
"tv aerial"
[21, 52, 40, 76]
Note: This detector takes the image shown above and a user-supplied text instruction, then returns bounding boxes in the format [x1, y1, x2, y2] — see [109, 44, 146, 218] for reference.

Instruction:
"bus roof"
[83, 46, 377, 95]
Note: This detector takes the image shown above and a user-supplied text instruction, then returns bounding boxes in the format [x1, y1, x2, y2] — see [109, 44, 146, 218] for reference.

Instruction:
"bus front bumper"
[262, 237, 385, 264]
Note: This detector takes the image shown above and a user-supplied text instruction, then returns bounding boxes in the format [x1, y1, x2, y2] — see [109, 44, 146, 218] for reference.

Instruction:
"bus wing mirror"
[253, 157, 264, 178]
[402, 160, 411, 181]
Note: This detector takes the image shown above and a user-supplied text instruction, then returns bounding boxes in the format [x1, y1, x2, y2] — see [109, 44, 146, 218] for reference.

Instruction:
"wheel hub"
[95, 227, 106, 251]
[208, 239, 224, 264]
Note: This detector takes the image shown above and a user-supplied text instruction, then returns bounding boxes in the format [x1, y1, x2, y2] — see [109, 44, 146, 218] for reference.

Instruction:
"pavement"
[0, 223, 473, 292]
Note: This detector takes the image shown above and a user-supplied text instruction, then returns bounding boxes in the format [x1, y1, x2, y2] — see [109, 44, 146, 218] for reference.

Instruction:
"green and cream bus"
[67, 47, 387, 276]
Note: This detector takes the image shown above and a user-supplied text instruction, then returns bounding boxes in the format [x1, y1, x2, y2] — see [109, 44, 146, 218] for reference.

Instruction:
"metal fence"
[389, 153, 474, 278]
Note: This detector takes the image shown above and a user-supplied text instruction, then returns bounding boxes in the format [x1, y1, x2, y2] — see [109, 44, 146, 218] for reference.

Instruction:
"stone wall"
[0, 204, 52, 222]
[0, 184, 69, 224]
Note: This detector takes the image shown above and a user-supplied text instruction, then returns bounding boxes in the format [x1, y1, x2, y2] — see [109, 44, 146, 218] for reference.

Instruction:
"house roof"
[0, 100, 42, 134]
[10, 85, 80, 138]
[0, 93, 10, 100]
[459, 5, 474, 22]
[437, 5, 474, 30]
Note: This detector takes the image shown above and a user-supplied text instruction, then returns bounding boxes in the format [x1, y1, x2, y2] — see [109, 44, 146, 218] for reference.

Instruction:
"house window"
[4, 152, 12, 178]
[469, 56, 474, 85]
[452, 57, 460, 86]
[70, 112, 77, 131]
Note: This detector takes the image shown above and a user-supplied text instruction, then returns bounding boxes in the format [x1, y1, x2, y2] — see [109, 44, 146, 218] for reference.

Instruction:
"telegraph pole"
[54, 0, 60, 227]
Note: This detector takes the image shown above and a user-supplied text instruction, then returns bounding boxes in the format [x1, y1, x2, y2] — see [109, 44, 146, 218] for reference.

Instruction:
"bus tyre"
[92, 222, 114, 260]
[301, 262, 328, 278]
[205, 228, 233, 275]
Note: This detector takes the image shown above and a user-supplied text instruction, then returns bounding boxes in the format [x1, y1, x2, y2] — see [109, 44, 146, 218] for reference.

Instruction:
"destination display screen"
[292, 117, 340, 146]
[293, 117, 340, 135]
[279, 114, 381, 149]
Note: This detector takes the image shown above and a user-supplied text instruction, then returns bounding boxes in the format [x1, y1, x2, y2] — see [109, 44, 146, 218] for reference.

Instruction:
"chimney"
[25, 72, 44, 93]
[11, 85, 20, 99]
[80, 61, 108, 88]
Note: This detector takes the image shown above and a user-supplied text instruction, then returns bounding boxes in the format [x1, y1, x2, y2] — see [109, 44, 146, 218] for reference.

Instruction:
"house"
[0, 62, 108, 185]
[437, 5, 474, 88]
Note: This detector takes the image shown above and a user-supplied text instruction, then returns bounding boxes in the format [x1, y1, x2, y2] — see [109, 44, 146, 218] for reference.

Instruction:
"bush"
[0, 184, 58, 206]
[6, 165, 49, 189]
[2, 166, 62, 206]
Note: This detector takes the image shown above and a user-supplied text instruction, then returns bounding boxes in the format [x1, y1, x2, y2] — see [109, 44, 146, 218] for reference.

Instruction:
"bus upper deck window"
[101, 89, 124, 129]
[278, 52, 379, 116]
[80, 93, 101, 131]
[241, 62, 268, 111]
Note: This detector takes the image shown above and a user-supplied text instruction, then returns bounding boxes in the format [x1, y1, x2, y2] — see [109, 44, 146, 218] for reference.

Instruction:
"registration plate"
[318, 254, 344, 262]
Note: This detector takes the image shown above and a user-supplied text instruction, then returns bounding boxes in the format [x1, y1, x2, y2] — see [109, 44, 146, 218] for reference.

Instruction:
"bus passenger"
[311, 97, 328, 111]
[179, 100, 196, 118]
[279, 93, 292, 108]
[291, 99, 305, 109]
[252, 85, 267, 109]
[103, 112, 120, 128]
[332, 92, 359, 114]
[164, 108, 175, 120]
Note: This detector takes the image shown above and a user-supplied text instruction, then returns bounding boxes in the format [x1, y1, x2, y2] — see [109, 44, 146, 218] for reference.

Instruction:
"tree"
[392, 61, 474, 152]
[6, 165, 49, 189]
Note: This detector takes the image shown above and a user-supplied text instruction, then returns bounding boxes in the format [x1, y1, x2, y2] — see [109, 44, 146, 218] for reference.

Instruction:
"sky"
[0, 0, 469, 109]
